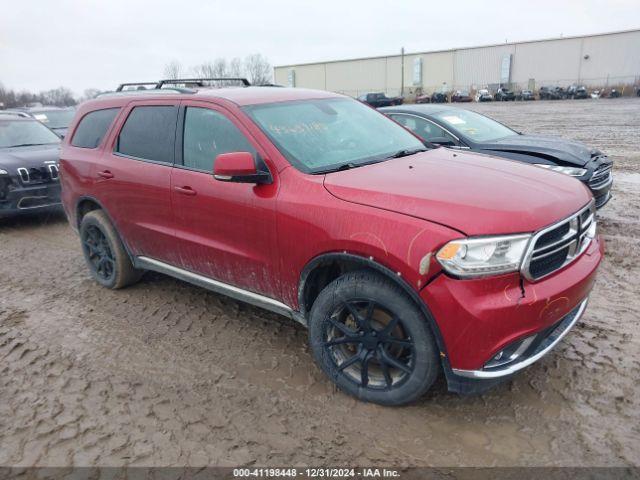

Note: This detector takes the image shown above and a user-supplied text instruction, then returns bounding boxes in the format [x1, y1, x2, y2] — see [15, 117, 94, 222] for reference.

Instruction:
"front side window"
[390, 114, 457, 143]
[244, 98, 425, 173]
[116, 106, 177, 163]
[182, 107, 256, 172]
[71, 108, 120, 149]
[0, 119, 60, 148]
[433, 109, 515, 142]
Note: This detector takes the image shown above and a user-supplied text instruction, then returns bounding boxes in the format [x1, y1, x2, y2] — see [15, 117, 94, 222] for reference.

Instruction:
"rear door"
[170, 101, 281, 299]
[93, 100, 179, 264]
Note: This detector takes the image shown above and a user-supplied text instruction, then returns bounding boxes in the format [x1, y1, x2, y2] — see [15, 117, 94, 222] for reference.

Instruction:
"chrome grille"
[16, 165, 58, 184]
[522, 201, 596, 281]
[589, 163, 612, 189]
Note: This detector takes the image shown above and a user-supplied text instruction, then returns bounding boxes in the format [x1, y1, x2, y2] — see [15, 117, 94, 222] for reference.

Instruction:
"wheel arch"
[298, 252, 450, 367]
[75, 195, 136, 264]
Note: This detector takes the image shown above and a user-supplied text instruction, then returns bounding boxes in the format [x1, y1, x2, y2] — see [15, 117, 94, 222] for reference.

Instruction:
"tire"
[79, 209, 143, 289]
[308, 270, 440, 406]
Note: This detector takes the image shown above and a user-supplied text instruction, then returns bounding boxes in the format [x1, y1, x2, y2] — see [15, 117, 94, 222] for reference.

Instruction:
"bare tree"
[192, 62, 216, 78]
[228, 57, 244, 78]
[244, 54, 272, 85]
[79, 88, 104, 102]
[163, 60, 183, 80]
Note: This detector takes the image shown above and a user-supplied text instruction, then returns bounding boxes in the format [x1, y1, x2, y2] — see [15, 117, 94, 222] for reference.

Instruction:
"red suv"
[60, 83, 602, 405]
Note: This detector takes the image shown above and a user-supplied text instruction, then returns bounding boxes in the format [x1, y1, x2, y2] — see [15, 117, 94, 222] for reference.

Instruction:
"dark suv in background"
[357, 92, 404, 108]
[0, 112, 62, 217]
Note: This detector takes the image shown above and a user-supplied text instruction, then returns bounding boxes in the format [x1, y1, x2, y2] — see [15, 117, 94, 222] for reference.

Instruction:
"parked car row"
[409, 84, 632, 103]
[2, 78, 611, 406]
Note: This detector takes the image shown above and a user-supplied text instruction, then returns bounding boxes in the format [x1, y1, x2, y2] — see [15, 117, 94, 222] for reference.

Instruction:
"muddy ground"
[0, 98, 638, 467]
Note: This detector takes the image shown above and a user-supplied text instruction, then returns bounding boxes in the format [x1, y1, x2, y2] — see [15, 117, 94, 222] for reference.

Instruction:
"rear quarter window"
[71, 108, 120, 149]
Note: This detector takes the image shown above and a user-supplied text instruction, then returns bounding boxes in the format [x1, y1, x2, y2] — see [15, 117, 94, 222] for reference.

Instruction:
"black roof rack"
[115, 82, 160, 92]
[156, 77, 251, 88]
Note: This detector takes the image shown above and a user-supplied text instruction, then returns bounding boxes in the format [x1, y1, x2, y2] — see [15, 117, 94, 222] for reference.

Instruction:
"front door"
[170, 102, 281, 299]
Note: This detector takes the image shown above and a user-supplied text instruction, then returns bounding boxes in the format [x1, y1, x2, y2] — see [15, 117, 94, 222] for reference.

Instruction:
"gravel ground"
[0, 98, 639, 467]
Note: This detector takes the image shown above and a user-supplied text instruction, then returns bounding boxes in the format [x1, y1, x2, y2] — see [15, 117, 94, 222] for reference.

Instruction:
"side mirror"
[213, 152, 272, 184]
[428, 137, 456, 147]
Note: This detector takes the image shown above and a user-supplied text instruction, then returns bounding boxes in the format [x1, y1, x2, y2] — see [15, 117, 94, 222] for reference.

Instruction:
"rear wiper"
[386, 147, 428, 159]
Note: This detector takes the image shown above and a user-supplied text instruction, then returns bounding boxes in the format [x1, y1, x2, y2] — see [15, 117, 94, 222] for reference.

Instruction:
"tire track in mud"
[1, 99, 639, 467]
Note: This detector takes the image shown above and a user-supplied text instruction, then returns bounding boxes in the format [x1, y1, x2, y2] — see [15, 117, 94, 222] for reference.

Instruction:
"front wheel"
[309, 270, 440, 405]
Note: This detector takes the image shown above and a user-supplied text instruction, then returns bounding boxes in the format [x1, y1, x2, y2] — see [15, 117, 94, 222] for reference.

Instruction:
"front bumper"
[0, 180, 62, 216]
[452, 297, 587, 379]
[421, 234, 603, 392]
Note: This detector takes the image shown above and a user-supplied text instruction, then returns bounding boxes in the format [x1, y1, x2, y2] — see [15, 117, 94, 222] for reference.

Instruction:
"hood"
[0, 144, 61, 173]
[478, 134, 594, 167]
[323, 149, 592, 236]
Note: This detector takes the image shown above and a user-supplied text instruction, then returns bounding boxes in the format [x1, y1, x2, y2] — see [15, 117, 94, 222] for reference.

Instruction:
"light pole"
[400, 47, 405, 97]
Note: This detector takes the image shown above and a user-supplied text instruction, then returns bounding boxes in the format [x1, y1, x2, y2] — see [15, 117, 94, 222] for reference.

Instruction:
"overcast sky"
[1, 0, 639, 96]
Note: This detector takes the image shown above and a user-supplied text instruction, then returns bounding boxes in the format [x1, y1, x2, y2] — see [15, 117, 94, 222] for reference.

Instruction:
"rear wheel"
[309, 270, 439, 405]
[80, 210, 143, 289]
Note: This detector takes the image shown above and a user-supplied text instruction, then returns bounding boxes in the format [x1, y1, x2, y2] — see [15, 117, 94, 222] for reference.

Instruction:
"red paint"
[214, 152, 257, 177]
[60, 87, 603, 373]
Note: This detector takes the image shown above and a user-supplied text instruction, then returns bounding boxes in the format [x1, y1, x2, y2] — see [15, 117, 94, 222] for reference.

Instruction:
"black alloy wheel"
[323, 299, 415, 390]
[82, 224, 116, 282]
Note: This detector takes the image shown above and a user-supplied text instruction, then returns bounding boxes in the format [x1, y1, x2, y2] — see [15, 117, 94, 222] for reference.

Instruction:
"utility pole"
[400, 47, 405, 96]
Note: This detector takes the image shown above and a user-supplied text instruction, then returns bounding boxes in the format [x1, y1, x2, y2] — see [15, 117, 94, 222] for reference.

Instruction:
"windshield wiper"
[385, 147, 428, 159]
[314, 162, 360, 174]
[6, 143, 54, 148]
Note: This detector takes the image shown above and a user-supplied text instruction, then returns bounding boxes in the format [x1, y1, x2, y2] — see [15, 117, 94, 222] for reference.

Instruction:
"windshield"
[432, 109, 516, 142]
[245, 98, 425, 173]
[31, 109, 75, 129]
[0, 119, 61, 148]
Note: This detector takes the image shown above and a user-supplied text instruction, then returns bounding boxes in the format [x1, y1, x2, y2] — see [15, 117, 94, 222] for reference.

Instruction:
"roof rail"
[157, 77, 251, 88]
[116, 82, 160, 92]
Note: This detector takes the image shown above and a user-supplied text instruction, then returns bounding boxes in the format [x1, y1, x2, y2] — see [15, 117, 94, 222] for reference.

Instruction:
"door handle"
[174, 186, 197, 196]
[97, 170, 114, 179]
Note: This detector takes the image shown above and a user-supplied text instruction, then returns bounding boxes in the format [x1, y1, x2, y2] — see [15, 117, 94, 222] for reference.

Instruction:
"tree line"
[1, 53, 273, 109]
[163, 53, 272, 85]
[0, 84, 79, 109]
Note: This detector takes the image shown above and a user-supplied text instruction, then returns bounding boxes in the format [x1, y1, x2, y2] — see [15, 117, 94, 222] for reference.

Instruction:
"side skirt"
[135, 256, 306, 326]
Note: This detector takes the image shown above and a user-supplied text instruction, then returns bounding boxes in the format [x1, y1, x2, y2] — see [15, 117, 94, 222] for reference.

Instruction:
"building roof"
[275, 28, 640, 69]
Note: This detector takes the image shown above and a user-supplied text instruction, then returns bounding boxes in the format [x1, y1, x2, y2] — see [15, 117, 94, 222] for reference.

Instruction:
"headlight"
[535, 164, 587, 177]
[436, 234, 531, 278]
[0, 168, 8, 175]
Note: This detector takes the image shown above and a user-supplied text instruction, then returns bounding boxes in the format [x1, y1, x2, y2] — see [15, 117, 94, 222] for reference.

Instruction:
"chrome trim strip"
[531, 239, 576, 260]
[16, 197, 61, 210]
[136, 256, 300, 322]
[452, 298, 588, 379]
[589, 175, 613, 191]
[17, 167, 30, 183]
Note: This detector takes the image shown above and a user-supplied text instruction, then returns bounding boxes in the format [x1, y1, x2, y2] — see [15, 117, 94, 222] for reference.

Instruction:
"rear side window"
[71, 108, 120, 148]
[182, 107, 256, 171]
[116, 106, 177, 163]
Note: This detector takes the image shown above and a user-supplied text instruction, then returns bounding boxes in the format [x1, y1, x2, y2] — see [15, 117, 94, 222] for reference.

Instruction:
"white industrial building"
[274, 29, 640, 98]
